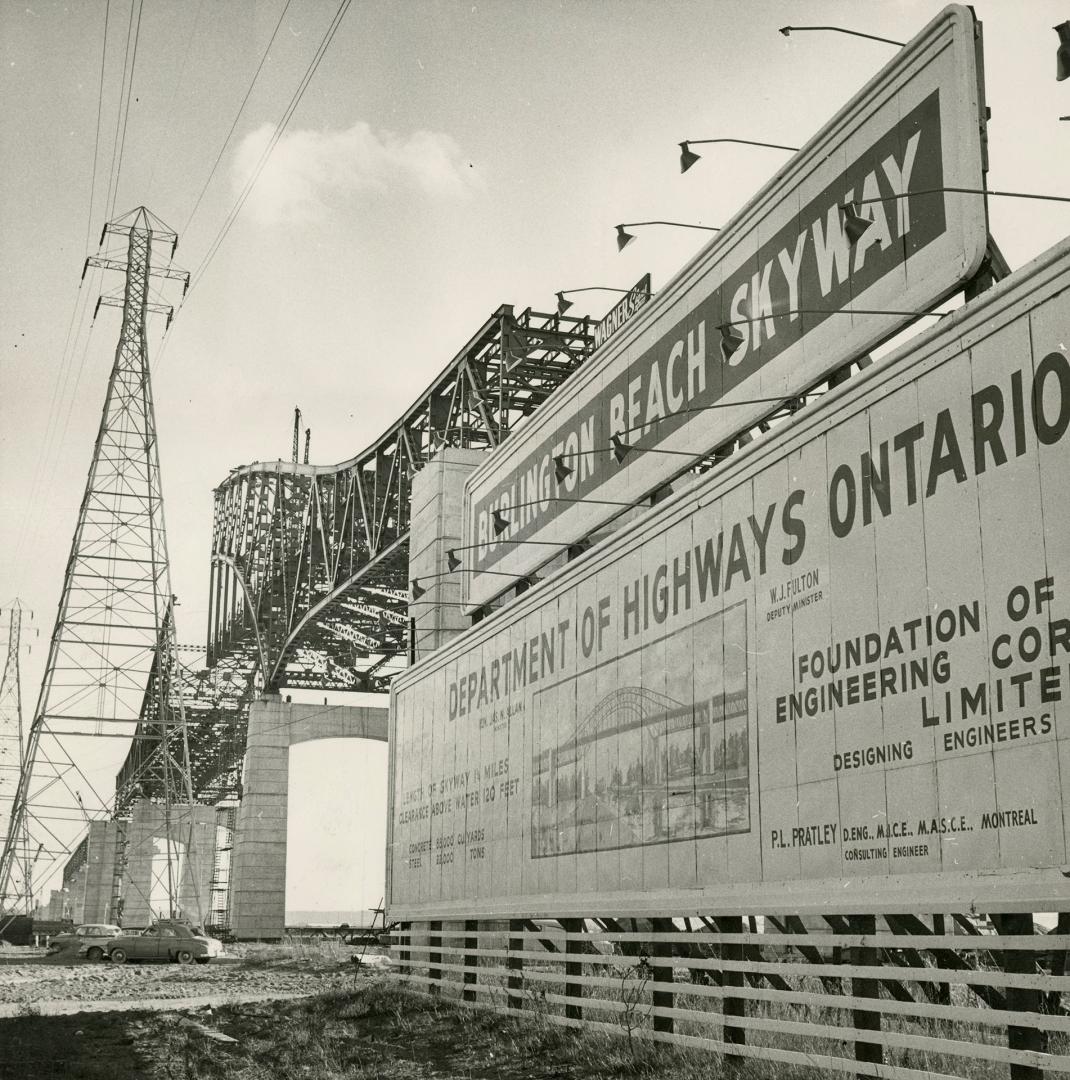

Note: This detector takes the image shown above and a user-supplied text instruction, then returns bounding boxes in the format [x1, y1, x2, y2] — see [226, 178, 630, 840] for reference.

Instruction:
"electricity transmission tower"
[0, 208, 195, 918]
[0, 602, 34, 913]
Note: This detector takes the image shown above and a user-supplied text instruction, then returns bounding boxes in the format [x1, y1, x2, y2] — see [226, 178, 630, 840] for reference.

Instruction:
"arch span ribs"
[119, 303, 596, 806]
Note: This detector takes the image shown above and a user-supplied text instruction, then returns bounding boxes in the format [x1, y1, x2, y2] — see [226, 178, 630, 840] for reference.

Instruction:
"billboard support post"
[1051, 914, 1070, 1014]
[993, 913, 1045, 1080]
[562, 918, 585, 1021]
[462, 919, 478, 1002]
[651, 918, 676, 1035]
[932, 914, 951, 1004]
[398, 921, 411, 977]
[507, 920, 524, 1010]
[427, 919, 442, 992]
[965, 234, 1012, 301]
[850, 914, 884, 1074]
[712, 916, 746, 1058]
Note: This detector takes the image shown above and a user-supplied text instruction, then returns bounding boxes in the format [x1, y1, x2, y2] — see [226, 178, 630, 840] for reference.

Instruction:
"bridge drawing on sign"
[531, 603, 751, 858]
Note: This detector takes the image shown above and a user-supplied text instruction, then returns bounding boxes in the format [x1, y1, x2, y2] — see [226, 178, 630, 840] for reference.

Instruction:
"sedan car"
[106, 920, 224, 964]
[47, 923, 122, 962]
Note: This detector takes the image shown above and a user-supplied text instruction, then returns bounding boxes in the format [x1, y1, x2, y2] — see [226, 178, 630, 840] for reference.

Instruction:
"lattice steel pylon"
[0, 208, 194, 916]
[0, 602, 33, 913]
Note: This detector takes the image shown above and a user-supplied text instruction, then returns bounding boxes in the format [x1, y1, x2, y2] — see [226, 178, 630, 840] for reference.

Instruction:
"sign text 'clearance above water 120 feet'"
[462, 4, 987, 609]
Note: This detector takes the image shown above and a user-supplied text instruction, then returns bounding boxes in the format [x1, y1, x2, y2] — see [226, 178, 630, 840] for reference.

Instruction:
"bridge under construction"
[0, 205, 607, 931]
[1, 201, 866, 934]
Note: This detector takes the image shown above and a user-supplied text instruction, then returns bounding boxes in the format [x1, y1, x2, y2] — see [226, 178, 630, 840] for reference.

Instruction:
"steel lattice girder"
[116, 303, 595, 805]
[114, 647, 254, 815]
[207, 303, 593, 691]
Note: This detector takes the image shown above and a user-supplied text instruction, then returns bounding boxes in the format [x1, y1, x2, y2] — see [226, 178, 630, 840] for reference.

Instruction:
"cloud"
[234, 121, 482, 224]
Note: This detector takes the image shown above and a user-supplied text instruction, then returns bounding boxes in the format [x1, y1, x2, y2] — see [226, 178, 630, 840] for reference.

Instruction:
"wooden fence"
[389, 912, 1070, 1079]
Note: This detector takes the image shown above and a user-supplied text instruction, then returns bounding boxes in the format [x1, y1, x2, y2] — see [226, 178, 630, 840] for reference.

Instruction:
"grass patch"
[120, 977, 784, 1079]
[3, 973, 1061, 1078]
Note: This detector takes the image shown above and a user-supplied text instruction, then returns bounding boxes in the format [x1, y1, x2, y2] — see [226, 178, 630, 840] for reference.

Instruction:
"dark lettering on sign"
[980, 808, 1038, 828]
[594, 274, 652, 349]
[473, 91, 947, 566]
[825, 355, 1070, 541]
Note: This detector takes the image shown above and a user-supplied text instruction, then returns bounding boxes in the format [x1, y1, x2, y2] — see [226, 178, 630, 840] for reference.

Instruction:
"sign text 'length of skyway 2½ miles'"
[463, 4, 988, 609]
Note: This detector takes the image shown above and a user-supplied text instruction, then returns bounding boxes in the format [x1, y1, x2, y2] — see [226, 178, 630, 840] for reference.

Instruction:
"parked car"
[106, 920, 224, 964]
[47, 923, 122, 961]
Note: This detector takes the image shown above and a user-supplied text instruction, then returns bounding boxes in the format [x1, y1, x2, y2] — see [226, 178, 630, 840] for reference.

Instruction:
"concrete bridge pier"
[228, 696, 388, 940]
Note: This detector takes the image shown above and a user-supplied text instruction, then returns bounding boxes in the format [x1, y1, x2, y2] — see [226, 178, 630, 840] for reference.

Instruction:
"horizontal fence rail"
[389, 912, 1070, 1080]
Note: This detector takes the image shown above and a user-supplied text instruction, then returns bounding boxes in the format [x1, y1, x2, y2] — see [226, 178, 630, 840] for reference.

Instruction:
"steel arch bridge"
[116, 302, 596, 811]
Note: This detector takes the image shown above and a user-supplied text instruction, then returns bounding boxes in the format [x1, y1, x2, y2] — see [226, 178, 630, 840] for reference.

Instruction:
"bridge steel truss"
[117, 303, 596, 807]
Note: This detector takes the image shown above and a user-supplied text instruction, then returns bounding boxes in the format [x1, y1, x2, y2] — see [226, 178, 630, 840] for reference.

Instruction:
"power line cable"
[154, 0, 349, 374]
[13, 285, 103, 569]
[86, 0, 112, 257]
[102, 0, 139, 225]
[145, 0, 207, 204]
[106, 0, 145, 220]
[184, 0, 352, 303]
[12, 1, 112, 573]
[180, 0, 294, 238]
[10, 281, 99, 573]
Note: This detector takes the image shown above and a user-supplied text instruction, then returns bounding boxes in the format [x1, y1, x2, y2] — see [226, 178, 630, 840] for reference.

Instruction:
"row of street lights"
[407, 21, 1070, 612]
[555, 20, 1070, 313]
[596, 25, 908, 291]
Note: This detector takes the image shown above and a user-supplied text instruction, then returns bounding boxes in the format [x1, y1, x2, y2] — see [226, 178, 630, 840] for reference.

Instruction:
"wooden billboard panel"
[389, 238, 1070, 920]
[462, 5, 987, 609]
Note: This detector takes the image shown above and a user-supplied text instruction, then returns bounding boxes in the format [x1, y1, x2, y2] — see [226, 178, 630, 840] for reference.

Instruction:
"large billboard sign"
[388, 237, 1070, 919]
[463, 5, 987, 610]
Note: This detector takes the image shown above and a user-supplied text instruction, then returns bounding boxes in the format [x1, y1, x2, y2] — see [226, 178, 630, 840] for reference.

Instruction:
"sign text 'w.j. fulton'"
[471, 91, 949, 567]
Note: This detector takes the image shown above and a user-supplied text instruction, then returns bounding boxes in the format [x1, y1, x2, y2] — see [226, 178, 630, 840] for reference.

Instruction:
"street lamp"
[778, 25, 905, 47]
[616, 221, 719, 252]
[678, 138, 799, 173]
[1056, 21, 1070, 81]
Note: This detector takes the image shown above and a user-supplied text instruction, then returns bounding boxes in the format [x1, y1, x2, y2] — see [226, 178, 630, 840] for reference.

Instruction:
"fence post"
[652, 917, 675, 1034]
[1048, 912, 1070, 1015]
[561, 918, 584, 1021]
[397, 920, 410, 980]
[993, 911, 1046, 1080]
[463, 919, 478, 1002]
[849, 914, 883, 1076]
[932, 914, 951, 1005]
[508, 919, 524, 1010]
[428, 919, 442, 993]
[711, 915, 745, 1061]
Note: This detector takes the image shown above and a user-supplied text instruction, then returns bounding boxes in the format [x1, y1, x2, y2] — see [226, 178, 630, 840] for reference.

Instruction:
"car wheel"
[175, 950, 193, 964]
[86, 946, 103, 962]
[110, 948, 128, 964]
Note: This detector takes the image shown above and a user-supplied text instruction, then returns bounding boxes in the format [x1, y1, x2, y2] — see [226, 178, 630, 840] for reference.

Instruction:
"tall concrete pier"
[228, 697, 388, 940]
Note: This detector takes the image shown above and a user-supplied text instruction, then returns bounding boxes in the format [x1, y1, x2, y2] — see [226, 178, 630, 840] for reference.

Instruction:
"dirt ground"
[0, 940, 373, 1014]
[0, 951, 733, 1080]
[0, 940, 388, 1077]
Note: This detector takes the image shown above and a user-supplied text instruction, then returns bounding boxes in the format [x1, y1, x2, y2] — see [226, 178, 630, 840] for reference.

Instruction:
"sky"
[1, 0, 1069, 913]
